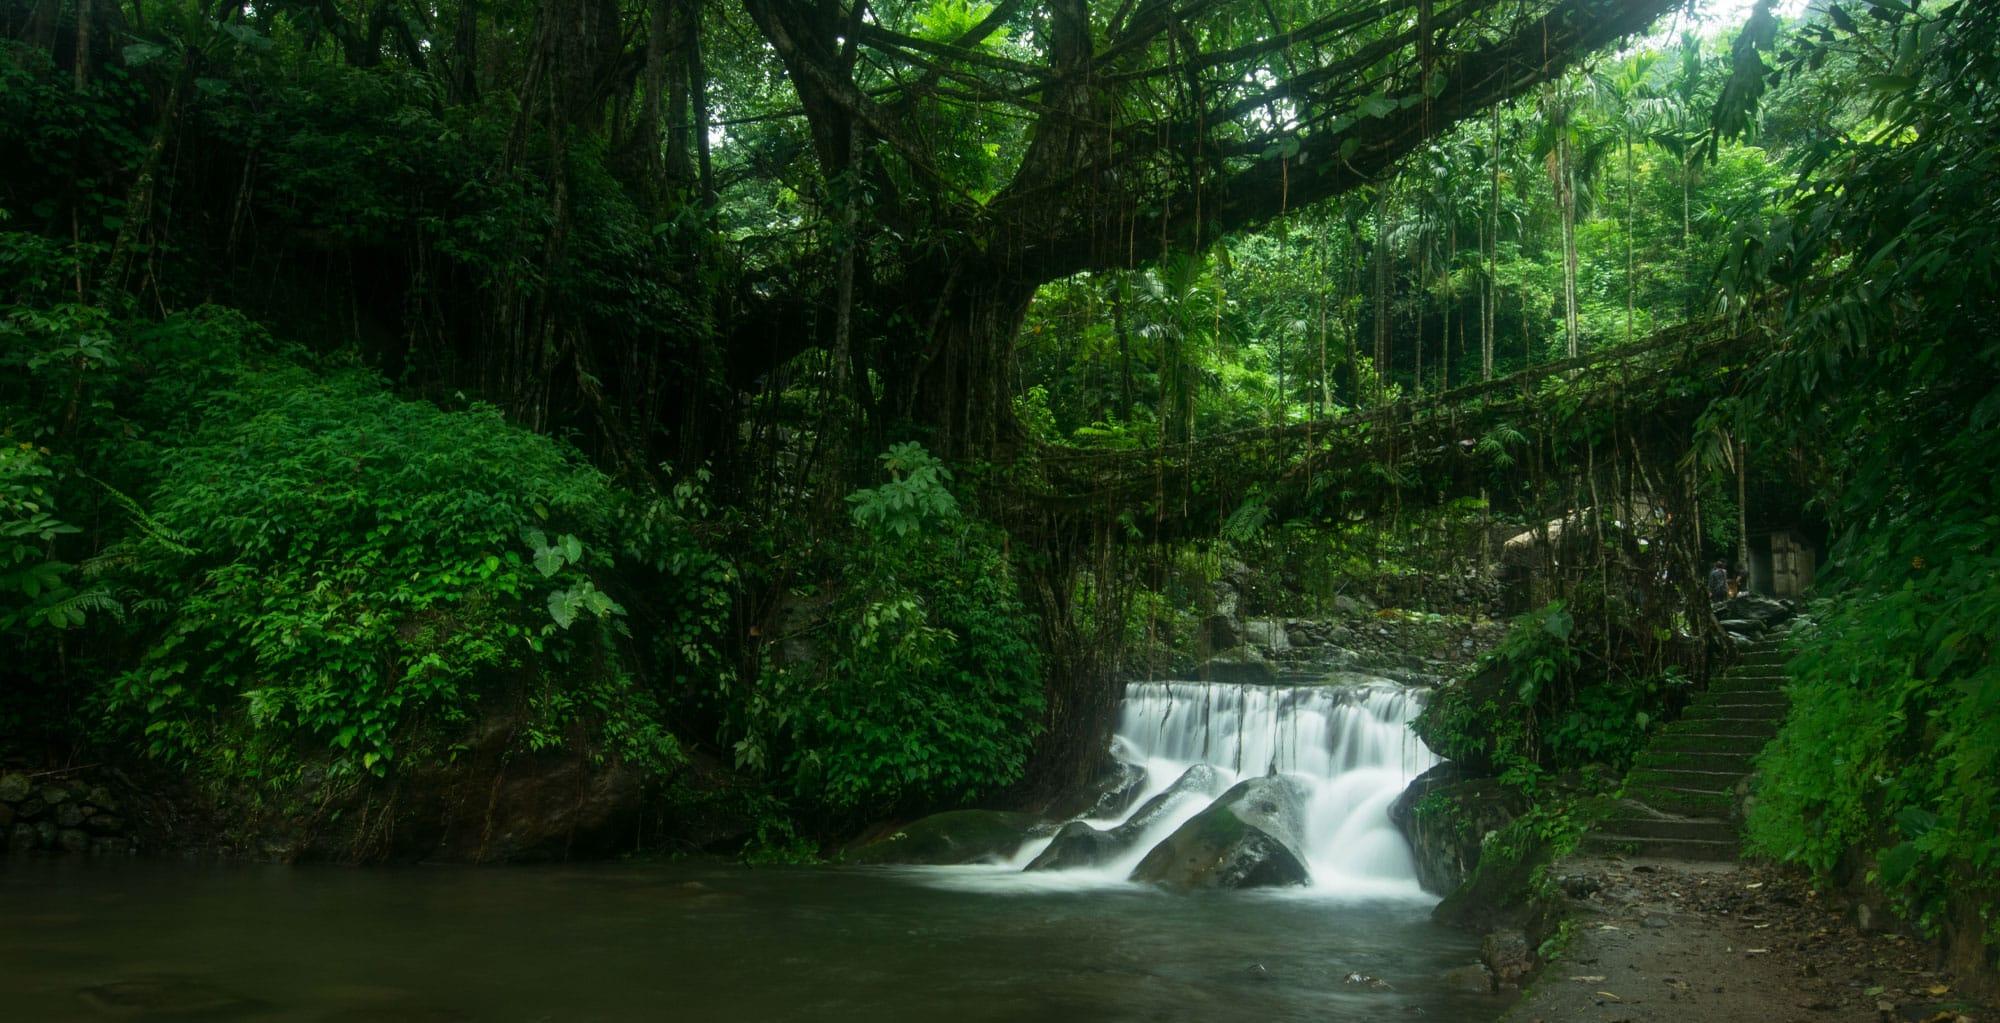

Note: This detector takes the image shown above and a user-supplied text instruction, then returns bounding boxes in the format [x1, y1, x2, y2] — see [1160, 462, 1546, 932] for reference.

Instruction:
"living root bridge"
[1000, 318, 1758, 800]
[1002, 318, 1758, 542]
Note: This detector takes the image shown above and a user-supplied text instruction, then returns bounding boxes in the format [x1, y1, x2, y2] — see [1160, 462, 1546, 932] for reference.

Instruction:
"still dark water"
[1, 858, 1513, 1022]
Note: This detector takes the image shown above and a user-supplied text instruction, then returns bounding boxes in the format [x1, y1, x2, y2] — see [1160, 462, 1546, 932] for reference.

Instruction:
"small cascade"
[1009, 679, 1438, 896]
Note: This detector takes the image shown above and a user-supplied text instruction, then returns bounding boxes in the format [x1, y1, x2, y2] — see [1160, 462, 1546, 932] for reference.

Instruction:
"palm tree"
[1533, 75, 1615, 359]
[1594, 51, 1664, 344]
[1654, 32, 1717, 319]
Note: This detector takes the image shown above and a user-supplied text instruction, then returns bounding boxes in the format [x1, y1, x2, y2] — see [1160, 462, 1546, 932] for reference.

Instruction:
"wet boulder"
[844, 809, 1045, 866]
[1388, 762, 1525, 895]
[1027, 764, 1224, 873]
[1024, 821, 1125, 871]
[1480, 929, 1534, 987]
[1043, 749, 1148, 822]
[1243, 619, 1291, 657]
[1440, 963, 1496, 994]
[1116, 764, 1223, 834]
[1129, 775, 1311, 889]
[1204, 613, 1242, 652]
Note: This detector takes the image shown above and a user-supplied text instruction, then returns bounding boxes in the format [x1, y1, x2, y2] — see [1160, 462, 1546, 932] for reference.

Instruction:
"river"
[1, 676, 1512, 1021]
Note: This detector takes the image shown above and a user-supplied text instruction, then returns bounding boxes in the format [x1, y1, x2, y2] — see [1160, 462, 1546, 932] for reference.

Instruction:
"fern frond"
[87, 474, 197, 556]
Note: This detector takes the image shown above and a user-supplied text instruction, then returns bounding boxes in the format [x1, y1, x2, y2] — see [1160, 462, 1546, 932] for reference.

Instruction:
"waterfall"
[1001, 679, 1438, 897]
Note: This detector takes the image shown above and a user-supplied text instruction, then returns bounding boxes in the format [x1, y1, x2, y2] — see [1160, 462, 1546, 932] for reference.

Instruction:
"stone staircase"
[1581, 634, 1791, 861]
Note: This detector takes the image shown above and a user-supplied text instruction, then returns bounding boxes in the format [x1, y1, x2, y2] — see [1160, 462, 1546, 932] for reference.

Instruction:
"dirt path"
[1503, 856, 1991, 1023]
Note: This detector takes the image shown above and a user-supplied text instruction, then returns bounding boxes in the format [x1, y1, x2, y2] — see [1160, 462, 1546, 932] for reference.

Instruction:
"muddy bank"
[1505, 857, 1993, 1023]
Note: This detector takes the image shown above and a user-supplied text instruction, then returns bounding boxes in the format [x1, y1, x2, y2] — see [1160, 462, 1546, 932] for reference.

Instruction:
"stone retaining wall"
[0, 771, 137, 856]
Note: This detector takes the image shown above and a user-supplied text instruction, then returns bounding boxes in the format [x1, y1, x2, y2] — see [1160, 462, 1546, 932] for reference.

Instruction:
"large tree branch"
[1009, 0, 1683, 281]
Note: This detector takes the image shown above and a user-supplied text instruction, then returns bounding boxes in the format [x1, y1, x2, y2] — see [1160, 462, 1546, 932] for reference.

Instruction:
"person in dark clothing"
[1709, 560, 1730, 602]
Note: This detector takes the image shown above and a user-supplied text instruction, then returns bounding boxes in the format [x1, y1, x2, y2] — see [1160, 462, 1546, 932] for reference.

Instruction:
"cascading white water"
[1004, 679, 1438, 898]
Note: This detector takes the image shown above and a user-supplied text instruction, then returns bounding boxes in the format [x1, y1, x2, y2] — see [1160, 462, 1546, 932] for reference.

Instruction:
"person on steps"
[1709, 560, 1730, 602]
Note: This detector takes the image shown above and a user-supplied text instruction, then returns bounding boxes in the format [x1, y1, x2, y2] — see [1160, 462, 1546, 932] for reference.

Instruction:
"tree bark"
[725, 0, 1681, 450]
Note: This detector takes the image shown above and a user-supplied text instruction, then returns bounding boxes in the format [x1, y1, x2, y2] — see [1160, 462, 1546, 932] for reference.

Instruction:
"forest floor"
[1503, 856, 1993, 1023]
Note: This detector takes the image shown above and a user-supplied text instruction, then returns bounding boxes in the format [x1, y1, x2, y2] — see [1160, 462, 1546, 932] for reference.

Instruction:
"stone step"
[1647, 732, 1771, 756]
[1624, 785, 1735, 817]
[1633, 750, 1757, 773]
[1707, 681, 1788, 699]
[1627, 767, 1743, 793]
[1662, 716, 1781, 738]
[1580, 833, 1740, 861]
[1684, 700, 1788, 721]
[1714, 668, 1788, 681]
[1595, 815, 1739, 844]
[1739, 652, 1789, 668]
[1700, 689, 1789, 705]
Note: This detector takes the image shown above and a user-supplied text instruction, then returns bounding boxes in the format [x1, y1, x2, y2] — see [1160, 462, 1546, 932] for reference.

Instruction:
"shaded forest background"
[0, 0, 1994, 975]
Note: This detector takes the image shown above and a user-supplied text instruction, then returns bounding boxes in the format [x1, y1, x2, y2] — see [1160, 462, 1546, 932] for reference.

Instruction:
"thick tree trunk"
[892, 271, 1038, 459]
[1013, 528, 1129, 808]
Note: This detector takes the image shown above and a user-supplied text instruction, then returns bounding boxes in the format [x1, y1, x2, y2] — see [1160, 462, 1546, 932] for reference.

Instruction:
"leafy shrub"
[107, 365, 703, 785]
[1747, 550, 2000, 946]
[1724, 0, 2000, 956]
[744, 443, 1043, 820]
[0, 443, 112, 632]
[1417, 599, 1681, 791]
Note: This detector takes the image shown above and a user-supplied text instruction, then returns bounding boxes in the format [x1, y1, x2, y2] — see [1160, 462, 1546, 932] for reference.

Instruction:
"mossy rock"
[1432, 829, 1558, 936]
[1027, 764, 1225, 873]
[1389, 762, 1526, 895]
[844, 810, 1045, 865]
[1128, 775, 1310, 889]
[1025, 821, 1125, 871]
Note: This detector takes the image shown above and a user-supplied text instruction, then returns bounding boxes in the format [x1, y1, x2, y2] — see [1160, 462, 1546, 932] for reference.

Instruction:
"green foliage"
[105, 363, 696, 784]
[1748, 560, 2000, 943]
[846, 442, 961, 537]
[1726, 0, 2000, 952]
[1417, 600, 1681, 791]
[0, 443, 116, 631]
[744, 443, 1042, 821]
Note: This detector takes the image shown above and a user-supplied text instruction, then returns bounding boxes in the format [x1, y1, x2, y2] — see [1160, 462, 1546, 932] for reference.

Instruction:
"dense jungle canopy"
[1, 0, 1996, 986]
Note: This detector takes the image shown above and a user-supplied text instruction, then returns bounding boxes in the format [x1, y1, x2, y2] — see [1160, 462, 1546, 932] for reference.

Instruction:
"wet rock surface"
[1042, 750, 1149, 822]
[1024, 820, 1126, 871]
[1482, 929, 1536, 988]
[1129, 775, 1311, 889]
[1027, 764, 1229, 872]
[0, 770, 138, 857]
[1504, 857, 1996, 1022]
[1390, 761, 1526, 894]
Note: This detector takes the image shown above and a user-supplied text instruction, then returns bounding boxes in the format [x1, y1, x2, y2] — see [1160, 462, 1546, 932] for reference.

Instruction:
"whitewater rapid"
[925, 678, 1439, 898]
